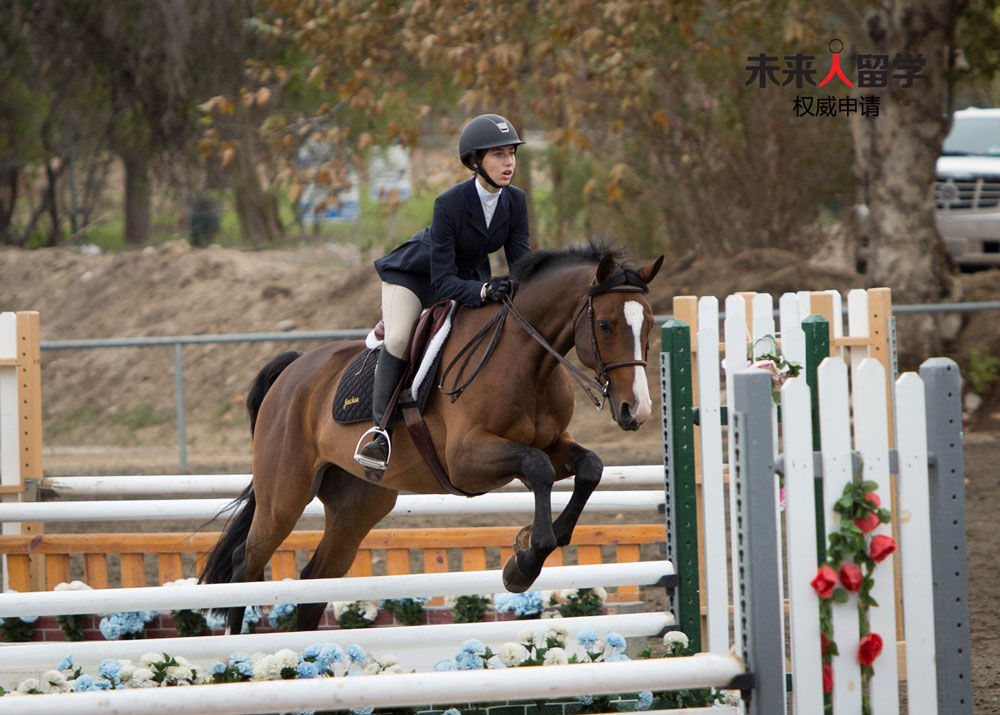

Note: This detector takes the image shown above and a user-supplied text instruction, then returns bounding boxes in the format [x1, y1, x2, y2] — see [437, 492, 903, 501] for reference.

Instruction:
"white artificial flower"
[54, 580, 92, 592]
[443, 595, 458, 609]
[16, 678, 39, 694]
[250, 652, 268, 663]
[162, 577, 198, 587]
[540, 590, 556, 605]
[128, 667, 157, 688]
[166, 665, 194, 684]
[542, 647, 568, 666]
[376, 654, 399, 668]
[361, 601, 378, 621]
[662, 630, 690, 654]
[546, 625, 569, 642]
[382, 665, 404, 675]
[540, 609, 563, 619]
[591, 587, 608, 604]
[119, 664, 136, 683]
[330, 601, 349, 619]
[518, 629, 539, 645]
[719, 690, 742, 706]
[363, 662, 382, 675]
[252, 656, 279, 681]
[139, 652, 162, 667]
[275, 649, 299, 669]
[498, 642, 529, 666]
[40, 670, 69, 693]
[557, 588, 578, 601]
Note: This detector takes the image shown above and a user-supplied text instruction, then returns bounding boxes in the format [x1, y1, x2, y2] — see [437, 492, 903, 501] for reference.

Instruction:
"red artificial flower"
[820, 632, 829, 655]
[854, 512, 881, 533]
[810, 565, 838, 599]
[864, 491, 881, 508]
[839, 562, 863, 592]
[858, 632, 884, 666]
[870, 534, 897, 563]
[822, 662, 833, 692]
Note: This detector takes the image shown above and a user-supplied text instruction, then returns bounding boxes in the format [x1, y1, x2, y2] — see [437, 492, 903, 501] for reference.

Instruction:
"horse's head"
[574, 254, 663, 431]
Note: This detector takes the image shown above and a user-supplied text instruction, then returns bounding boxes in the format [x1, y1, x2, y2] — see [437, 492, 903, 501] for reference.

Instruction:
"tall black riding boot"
[354, 349, 408, 472]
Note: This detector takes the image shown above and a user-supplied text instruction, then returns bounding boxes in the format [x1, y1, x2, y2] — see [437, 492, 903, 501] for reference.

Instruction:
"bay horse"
[200, 242, 663, 633]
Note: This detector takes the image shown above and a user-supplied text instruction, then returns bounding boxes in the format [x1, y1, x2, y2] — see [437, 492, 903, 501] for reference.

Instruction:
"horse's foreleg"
[546, 436, 604, 546]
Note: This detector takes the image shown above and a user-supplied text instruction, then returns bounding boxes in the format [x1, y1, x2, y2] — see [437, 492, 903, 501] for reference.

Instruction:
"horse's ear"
[596, 254, 616, 284]
[636, 255, 664, 285]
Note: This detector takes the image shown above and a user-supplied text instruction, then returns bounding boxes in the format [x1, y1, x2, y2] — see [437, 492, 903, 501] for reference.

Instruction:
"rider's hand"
[483, 278, 514, 303]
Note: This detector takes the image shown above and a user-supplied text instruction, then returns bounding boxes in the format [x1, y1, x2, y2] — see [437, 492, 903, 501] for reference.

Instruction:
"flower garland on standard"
[809, 462, 897, 713]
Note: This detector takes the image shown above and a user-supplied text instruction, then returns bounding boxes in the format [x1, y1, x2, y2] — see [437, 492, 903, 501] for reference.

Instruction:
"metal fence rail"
[37, 301, 998, 469]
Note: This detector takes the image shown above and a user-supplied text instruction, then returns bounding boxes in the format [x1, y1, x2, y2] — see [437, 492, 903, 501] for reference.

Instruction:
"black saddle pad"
[332, 346, 441, 425]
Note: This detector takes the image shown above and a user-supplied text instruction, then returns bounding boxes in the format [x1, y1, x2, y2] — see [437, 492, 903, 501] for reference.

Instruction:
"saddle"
[333, 300, 457, 425]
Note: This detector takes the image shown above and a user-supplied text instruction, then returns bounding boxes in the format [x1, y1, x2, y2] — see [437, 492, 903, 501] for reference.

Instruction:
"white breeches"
[380, 282, 423, 360]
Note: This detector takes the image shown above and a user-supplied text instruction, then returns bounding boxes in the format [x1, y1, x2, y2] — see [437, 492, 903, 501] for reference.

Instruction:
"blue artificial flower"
[459, 638, 486, 655]
[442, 709, 462, 715]
[93, 678, 112, 690]
[209, 661, 227, 676]
[575, 695, 594, 706]
[228, 651, 252, 665]
[98, 617, 124, 641]
[296, 661, 319, 679]
[605, 632, 627, 653]
[635, 691, 653, 711]
[492, 591, 544, 617]
[605, 654, 630, 662]
[57, 655, 74, 671]
[205, 612, 226, 631]
[233, 660, 253, 678]
[19, 615, 38, 624]
[303, 644, 322, 660]
[350, 708, 374, 715]
[433, 658, 457, 672]
[455, 652, 484, 670]
[345, 645, 367, 664]
[97, 659, 122, 682]
[576, 629, 600, 650]
[72, 675, 99, 692]
[317, 644, 345, 668]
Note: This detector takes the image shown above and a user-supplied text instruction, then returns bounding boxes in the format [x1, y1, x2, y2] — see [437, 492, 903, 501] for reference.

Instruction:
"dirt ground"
[4, 241, 1000, 710]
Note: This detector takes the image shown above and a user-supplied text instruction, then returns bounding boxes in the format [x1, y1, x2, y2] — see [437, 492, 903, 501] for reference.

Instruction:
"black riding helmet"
[459, 114, 525, 189]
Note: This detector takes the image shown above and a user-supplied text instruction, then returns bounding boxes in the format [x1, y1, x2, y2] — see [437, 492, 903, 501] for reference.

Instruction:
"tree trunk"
[0, 165, 19, 246]
[850, 1, 964, 355]
[123, 150, 151, 246]
[44, 159, 61, 246]
[233, 150, 283, 244]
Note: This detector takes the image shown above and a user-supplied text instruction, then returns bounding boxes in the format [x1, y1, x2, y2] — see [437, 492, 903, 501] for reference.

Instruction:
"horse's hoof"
[502, 552, 534, 593]
[513, 525, 532, 551]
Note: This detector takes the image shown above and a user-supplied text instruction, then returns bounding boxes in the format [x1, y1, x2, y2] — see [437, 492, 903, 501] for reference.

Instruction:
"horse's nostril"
[620, 403, 632, 421]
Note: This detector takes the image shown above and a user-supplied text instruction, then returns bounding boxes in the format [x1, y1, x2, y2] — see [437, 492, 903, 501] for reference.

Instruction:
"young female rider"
[354, 113, 531, 472]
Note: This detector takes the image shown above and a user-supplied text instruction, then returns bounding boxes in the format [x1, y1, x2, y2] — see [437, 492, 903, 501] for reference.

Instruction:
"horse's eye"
[597, 319, 612, 332]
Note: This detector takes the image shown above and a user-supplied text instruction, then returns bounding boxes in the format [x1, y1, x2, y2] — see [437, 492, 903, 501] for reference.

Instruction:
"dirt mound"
[2, 241, 997, 454]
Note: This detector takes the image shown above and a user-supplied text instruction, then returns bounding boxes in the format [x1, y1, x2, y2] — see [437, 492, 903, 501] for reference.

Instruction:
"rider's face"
[476, 145, 517, 192]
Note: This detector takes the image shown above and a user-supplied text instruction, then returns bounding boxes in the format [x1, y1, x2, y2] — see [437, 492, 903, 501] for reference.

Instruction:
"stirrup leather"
[354, 426, 392, 471]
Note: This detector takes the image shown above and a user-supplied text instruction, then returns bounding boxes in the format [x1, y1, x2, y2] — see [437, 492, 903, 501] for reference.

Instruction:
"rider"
[354, 113, 531, 472]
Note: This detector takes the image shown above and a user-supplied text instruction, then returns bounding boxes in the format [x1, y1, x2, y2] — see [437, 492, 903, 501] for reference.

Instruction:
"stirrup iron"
[354, 426, 392, 471]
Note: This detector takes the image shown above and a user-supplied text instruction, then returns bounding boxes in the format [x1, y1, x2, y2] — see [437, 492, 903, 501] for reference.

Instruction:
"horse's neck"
[507, 270, 590, 376]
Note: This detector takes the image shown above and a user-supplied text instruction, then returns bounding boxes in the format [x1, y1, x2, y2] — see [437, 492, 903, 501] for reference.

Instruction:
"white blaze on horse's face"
[623, 300, 652, 424]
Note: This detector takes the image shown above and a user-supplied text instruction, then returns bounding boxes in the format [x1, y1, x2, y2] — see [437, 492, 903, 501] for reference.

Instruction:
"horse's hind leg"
[225, 464, 318, 634]
[294, 465, 399, 631]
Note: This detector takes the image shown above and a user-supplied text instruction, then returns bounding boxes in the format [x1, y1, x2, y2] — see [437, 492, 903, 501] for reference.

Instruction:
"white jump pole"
[0, 611, 675, 671]
[39, 465, 665, 498]
[0, 560, 674, 618]
[0, 490, 665, 523]
[0, 654, 746, 715]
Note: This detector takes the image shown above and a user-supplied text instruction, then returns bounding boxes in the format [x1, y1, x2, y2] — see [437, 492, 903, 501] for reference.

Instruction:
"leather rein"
[439, 283, 649, 408]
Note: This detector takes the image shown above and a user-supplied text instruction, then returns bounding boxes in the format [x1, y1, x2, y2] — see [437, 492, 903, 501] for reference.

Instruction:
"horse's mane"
[510, 238, 625, 283]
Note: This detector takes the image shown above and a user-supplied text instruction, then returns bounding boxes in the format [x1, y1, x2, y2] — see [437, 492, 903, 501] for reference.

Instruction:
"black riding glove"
[483, 278, 515, 303]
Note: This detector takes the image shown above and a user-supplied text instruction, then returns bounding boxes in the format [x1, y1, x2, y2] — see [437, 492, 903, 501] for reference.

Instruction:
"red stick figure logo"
[819, 39, 854, 88]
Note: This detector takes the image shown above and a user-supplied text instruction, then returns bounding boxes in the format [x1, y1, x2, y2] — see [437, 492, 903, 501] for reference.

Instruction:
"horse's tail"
[247, 350, 303, 436]
[198, 484, 256, 586]
[198, 351, 302, 587]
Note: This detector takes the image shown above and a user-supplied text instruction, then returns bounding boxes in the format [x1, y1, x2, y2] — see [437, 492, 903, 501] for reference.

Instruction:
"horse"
[199, 242, 664, 633]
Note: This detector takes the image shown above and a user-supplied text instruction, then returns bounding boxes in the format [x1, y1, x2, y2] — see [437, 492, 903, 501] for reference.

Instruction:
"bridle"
[439, 273, 650, 410]
[576, 284, 650, 406]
